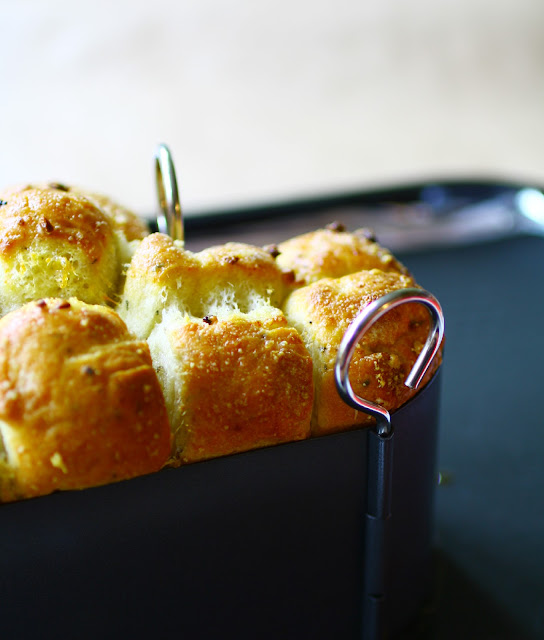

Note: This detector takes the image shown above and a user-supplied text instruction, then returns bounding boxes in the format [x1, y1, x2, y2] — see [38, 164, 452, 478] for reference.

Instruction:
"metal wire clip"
[335, 287, 444, 437]
[155, 143, 184, 242]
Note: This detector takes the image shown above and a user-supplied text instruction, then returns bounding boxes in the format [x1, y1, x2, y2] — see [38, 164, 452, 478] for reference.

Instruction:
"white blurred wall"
[1, 0, 543, 214]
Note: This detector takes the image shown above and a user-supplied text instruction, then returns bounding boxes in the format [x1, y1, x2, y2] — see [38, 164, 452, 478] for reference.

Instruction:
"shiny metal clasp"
[155, 143, 184, 243]
[334, 287, 444, 437]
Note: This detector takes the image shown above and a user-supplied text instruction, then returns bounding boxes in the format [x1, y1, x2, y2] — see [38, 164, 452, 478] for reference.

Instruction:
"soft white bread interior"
[0, 184, 148, 316]
[0, 298, 171, 502]
[283, 268, 443, 435]
[119, 233, 313, 464]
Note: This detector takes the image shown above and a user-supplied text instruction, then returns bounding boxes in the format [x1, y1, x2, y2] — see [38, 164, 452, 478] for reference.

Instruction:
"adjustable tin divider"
[155, 144, 445, 640]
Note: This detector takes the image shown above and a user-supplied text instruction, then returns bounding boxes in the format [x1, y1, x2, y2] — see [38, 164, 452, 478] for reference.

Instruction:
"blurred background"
[1, 0, 543, 215]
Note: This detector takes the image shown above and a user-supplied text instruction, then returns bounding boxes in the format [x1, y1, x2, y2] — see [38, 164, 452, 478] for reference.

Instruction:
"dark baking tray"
[177, 178, 529, 251]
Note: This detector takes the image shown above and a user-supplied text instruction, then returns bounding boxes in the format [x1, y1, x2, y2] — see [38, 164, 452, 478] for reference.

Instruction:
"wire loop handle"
[334, 288, 444, 436]
[155, 143, 184, 242]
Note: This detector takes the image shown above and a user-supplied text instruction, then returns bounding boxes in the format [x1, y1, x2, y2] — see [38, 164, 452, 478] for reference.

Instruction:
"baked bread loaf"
[0, 297, 171, 502]
[0, 183, 148, 316]
[0, 174, 444, 502]
[283, 268, 442, 435]
[119, 233, 313, 464]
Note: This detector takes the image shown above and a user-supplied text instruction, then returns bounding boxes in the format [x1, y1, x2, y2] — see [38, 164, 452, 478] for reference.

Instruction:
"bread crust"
[68, 188, 149, 242]
[0, 182, 149, 242]
[0, 188, 112, 262]
[162, 314, 313, 464]
[0, 298, 171, 502]
[276, 227, 408, 285]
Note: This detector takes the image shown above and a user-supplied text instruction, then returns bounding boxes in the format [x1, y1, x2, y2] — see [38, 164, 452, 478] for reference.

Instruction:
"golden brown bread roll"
[119, 233, 292, 340]
[119, 233, 313, 464]
[283, 268, 443, 435]
[276, 225, 408, 285]
[149, 312, 313, 464]
[0, 184, 148, 316]
[0, 182, 149, 243]
[0, 298, 171, 502]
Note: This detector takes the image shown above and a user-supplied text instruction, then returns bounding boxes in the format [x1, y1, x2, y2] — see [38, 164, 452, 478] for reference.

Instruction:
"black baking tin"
[0, 369, 441, 640]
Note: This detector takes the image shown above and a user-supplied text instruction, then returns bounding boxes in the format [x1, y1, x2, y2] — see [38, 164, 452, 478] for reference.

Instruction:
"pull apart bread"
[0, 184, 443, 502]
[119, 233, 314, 465]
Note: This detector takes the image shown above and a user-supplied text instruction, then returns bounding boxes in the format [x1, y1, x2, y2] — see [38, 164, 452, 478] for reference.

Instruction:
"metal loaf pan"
[0, 366, 441, 640]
